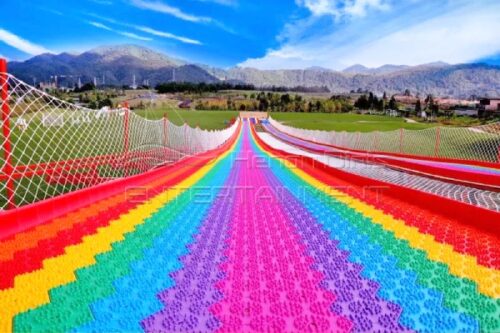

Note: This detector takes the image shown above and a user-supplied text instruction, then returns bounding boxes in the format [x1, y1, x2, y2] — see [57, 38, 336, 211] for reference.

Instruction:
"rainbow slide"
[0, 120, 499, 332]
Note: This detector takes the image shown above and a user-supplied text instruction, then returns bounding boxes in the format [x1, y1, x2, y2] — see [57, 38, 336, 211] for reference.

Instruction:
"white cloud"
[118, 31, 153, 41]
[135, 26, 202, 45]
[87, 21, 153, 41]
[88, 21, 113, 31]
[296, 0, 389, 18]
[344, 0, 389, 17]
[86, 13, 118, 24]
[240, 1, 500, 70]
[130, 0, 212, 23]
[296, 0, 339, 16]
[0, 28, 52, 55]
[85, 14, 202, 45]
[128, 1, 237, 34]
[341, 5, 500, 67]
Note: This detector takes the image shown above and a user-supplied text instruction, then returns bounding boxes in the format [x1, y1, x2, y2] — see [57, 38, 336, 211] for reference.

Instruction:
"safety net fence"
[0, 71, 239, 210]
[268, 116, 500, 164]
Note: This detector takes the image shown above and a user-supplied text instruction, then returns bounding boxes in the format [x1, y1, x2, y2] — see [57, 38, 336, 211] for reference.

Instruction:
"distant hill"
[8, 45, 218, 87]
[8, 44, 500, 97]
[342, 63, 451, 75]
[88, 45, 185, 68]
[226, 63, 500, 97]
[343, 64, 411, 75]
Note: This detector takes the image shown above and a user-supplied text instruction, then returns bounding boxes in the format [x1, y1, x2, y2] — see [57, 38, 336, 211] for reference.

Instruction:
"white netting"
[0, 72, 239, 210]
[258, 131, 500, 212]
[268, 117, 500, 163]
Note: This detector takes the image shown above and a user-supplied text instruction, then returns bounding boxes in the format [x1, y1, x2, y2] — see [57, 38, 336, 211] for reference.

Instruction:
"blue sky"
[0, 0, 499, 69]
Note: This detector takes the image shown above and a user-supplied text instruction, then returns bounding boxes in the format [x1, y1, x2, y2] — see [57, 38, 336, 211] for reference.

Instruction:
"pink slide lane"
[210, 124, 353, 332]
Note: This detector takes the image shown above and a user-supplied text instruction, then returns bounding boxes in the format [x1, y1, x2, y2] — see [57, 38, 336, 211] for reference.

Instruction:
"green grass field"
[268, 112, 499, 163]
[270, 112, 436, 132]
[0, 107, 239, 208]
[135, 108, 239, 130]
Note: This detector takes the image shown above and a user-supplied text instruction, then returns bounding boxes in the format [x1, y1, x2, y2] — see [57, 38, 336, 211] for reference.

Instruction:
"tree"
[307, 101, 314, 113]
[98, 98, 113, 109]
[74, 82, 95, 93]
[372, 95, 380, 110]
[388, 96, 397, 110]
[280, 94, 291, 105]
[415, 99, 422, 115]
[323, 100, 337, 113]
[425, 94, 438, 119]
[88, 100, 98, 109]
[227, 96, 233, 110]
[368, 92, 374, 109]
[354, 95, 370, 109]
[376, 98, 384, 111]
[258, 95, 269, 111]
[315, 100, 322, 112]
[424, 94, 433, 106]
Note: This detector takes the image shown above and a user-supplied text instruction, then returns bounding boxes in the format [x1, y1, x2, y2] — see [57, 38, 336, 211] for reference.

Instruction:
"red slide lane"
[252, 125, 500, 268]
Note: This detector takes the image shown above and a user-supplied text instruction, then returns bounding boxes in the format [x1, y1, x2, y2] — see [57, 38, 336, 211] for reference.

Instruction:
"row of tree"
[354, 92, 388, 111]
[252, 93, 353, 113]
[353, 91, 441, 116]
[156, 82, 256, 93]
[194, 92, 354, 113]
[155, 82, 332, 94]
[78, 91, 114, 109]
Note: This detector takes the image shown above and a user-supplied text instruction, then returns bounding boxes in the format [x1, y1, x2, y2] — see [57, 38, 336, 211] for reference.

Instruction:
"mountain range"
[8, 44, 500, 98]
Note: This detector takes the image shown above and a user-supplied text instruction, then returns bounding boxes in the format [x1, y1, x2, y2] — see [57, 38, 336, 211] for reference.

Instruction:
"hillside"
[226, 63, 500, 97]
[7, 44, 500, 97]
[8, 45, 218, 86]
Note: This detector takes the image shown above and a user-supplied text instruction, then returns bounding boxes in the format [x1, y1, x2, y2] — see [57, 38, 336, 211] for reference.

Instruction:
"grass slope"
[135, 108, 239, 130]
[270, 113, 435, 132]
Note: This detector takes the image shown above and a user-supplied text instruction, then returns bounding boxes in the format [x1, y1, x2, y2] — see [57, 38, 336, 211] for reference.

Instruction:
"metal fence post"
[0, 59, 16, 209]
[399, 128, 404, 154]
[434, 127, 441, 157]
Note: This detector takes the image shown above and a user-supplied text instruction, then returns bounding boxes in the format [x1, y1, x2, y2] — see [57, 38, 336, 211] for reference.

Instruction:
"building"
[479, 97, 500, 115]
[39, 82, 57, 91]
[454, 107, 478, 117]
[178, 100, 192, 109]
[393, 94, 419, 105]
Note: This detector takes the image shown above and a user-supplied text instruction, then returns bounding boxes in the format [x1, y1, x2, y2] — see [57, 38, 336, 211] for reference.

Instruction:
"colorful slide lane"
[0, 120, 498, 332]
